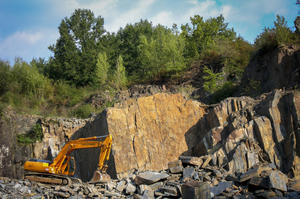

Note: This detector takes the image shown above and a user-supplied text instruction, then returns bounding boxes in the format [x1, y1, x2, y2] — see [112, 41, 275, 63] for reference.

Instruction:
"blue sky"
[0, 0, 298, 64]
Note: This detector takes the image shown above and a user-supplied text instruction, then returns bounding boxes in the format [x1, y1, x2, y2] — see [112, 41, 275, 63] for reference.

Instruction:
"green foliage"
[138, 25, 185, 81]
[254, 15, 293, 53]
[17, 123, 43, 144]
[48, 9, 106, 86]
[181, 15, 236, 59]
[117, 20, 154, 76]
[71, 104, 94, 118]
[112, 55, 127, 89]
[95, 52, 110, 86]
[0, 60, 12, 95]
[11, 59, 53, 98]
[202, 66, 223, 93]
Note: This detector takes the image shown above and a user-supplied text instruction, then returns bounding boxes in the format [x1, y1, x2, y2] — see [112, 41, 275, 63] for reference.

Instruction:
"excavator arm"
[24, 135, 112, 184]
[49, 135, 112, 175]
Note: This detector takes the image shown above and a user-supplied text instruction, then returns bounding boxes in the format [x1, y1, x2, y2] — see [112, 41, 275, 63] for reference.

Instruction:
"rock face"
[0, 112, 91, 179]
[295, 16, 300, 33]
[241, 44, 300, 95]
[1, 89, 300, 185]
[191, 89, 300, 178]
[73, 93, 206, 181]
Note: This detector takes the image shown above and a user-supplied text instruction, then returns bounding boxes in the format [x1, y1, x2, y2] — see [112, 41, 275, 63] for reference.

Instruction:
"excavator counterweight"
[24, 135, 112, 185]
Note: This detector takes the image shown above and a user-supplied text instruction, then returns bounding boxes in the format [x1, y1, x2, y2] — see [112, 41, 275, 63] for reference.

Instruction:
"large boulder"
[72, 93, 206, 180]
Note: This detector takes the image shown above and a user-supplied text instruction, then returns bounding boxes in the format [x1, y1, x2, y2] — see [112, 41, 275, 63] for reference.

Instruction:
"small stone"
[139, 184, 152, 194]
[149, 181, 163, 191]
[126, 182, 137, 195]
[249, 176, 269, 189]
[201, 156, 212, 168]
[169, 166, 183, 174]
[106, 181, 116, 191]
[168, 160, 182, 168]
[183, 167, 195, 181]
[210, 181, 233, 196]
[161, 185, 178, 196]
[179, 156, 203, 166]
[116, 180, 127, 192]
[239, 166, 262, 182]
[181, 180, 211, 199]
[54, 191, 71, 198]
[134, 171, 169, 185]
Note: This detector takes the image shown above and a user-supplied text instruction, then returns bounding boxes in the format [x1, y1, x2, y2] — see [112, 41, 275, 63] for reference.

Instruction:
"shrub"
[71, 104, 94, 118]
[17, 123, 43, 144]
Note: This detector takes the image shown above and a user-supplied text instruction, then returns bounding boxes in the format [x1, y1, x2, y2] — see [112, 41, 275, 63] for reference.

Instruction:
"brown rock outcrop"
[73, 93, 206, 180]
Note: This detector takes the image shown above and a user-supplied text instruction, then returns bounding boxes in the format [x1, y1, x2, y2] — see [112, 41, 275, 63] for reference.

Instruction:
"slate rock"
[160, 185, 178, 196]
[239, 166, 262, 182]
[126, 182, 137, 195]
[249, 176, 269, 189]
[180, 156, 203, 166]
[210, 181, 233, 196]
[134, 171, 169, 185]
[183, 167, 195, 180]
[269, 170, 288, 192]
[116, 180, 127, 192]
[181, 180, 211, 199]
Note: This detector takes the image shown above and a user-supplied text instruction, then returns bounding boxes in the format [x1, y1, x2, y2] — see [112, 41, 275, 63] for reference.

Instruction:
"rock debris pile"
[1, 155, 300, 199]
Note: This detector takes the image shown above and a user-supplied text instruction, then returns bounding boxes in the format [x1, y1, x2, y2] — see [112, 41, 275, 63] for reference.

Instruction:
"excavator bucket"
[89, 170, 111, 184]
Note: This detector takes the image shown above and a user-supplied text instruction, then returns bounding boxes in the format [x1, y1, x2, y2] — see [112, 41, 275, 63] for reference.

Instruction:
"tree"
[95, 52, 110, 86]
[112, 55, 127, 89]
[117, 20, 154, 76]
[181, 15, 236, 59]
[202, 66, 223, 93]
[137, 25, 185, 81]
[48, 9, 106, 86]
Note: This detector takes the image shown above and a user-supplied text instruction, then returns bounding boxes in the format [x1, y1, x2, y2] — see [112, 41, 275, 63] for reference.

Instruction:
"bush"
[71, 104, 94, 118]
[254, 15, 293, 53]
[17, 123, 43, 144]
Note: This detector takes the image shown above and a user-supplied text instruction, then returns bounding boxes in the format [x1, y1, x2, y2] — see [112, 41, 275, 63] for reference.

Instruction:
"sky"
[0, 0, 298, 64]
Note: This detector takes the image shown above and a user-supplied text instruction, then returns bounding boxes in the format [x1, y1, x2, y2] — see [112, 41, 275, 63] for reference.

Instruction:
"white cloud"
[150, 11, 174, 27]
[106, 0, 157, 32]
[0, 30, 57, 64]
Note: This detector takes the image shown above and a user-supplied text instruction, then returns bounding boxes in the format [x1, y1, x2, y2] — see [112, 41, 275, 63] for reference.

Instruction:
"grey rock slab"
[183, 167, 195, 180]
[160, 185, 178, 196]
[181, 181, 211, 199]
[210, 181, 233, 196]
[134, 171, 169, 185]
[169, 166, 183, 174]
[116, 180, 127, 192]
[249, 176, 269, 189]
[139, 184, 152, 194]
[269, 170, 288, 192]
[149, 181, 163, 192]
[126, 182, 137, 195]
[239, 166, 262, 182]
[179, 156, 203, 166]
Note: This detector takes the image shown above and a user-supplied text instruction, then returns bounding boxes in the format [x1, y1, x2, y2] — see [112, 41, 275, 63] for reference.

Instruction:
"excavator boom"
[24, 135, 112, 184]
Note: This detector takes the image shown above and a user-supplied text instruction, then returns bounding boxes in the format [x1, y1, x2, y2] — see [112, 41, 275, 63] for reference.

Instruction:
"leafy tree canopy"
[48, 9, 106, 86]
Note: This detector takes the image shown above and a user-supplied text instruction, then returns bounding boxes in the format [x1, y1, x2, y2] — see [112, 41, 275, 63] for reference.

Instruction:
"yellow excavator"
[24, 135, 112, 185]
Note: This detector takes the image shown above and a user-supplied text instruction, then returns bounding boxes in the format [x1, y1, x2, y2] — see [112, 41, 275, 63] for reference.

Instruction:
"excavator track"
[24, 172, 81, 185]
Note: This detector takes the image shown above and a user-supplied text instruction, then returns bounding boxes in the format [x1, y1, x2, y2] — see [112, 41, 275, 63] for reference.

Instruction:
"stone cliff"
[241, 44, 300, 95]
[0, 90, 300, 183]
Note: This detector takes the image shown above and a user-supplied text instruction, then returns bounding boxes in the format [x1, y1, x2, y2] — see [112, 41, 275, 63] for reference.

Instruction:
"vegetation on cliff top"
[0, 9, 298, 117]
